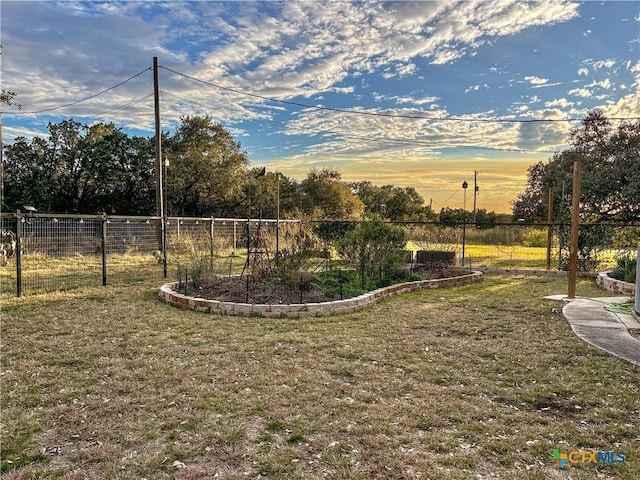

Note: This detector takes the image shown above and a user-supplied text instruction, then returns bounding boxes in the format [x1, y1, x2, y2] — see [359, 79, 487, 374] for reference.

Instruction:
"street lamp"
[462, 181, 468, 213]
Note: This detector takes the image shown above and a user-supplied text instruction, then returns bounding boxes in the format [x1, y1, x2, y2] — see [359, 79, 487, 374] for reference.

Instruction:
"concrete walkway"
[558, 296, 640, 367]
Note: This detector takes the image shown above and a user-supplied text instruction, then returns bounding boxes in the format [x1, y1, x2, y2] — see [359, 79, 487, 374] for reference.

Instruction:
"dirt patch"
[629, 328, 640, 341]
[194, 275, 337, 305]
[192, 265, 467, 305]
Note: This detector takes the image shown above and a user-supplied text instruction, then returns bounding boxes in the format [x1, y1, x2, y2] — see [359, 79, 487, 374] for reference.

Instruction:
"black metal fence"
[1, 212, 638, 297]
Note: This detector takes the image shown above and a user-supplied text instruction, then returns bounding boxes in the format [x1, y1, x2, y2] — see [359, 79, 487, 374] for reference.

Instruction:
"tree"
[513, 111, 640, 224]
[0, 89, 21, 110]
[350, 181, 437, 221]
[3, 120, 155, 213]
[248, 170, 300, 219]
[300, 168, 364, 220]
[3, 136, 55, 211]
[1, 89, 22, 209]
[512, 111, 640, 270]
[165, 116, 250, 217]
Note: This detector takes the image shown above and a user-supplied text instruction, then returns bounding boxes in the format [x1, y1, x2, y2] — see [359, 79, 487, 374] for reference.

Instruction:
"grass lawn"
[1, 274, 638, 479]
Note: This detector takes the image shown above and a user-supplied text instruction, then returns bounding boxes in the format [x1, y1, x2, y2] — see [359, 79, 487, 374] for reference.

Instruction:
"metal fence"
[0, 212, 301, 297]
[0, 212, 638, 297]
[400, 221, 639, 271]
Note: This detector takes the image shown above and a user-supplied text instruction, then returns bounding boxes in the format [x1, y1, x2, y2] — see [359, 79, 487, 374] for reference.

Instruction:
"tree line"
[4, 110, 637, 225]
[2, 116, 444, 221]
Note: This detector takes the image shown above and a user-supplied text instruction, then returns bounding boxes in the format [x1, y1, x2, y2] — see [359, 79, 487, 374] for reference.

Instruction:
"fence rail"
[0, 212, 638, 297]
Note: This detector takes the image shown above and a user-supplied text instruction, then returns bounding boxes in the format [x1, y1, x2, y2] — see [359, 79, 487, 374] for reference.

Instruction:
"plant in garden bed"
[609, 255, 637, 283]
[336, 219, 407, 288]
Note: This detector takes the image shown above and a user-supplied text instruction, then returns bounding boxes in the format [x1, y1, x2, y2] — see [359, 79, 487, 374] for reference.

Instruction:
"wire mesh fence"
[0, 212, 637, 297]
[0, 213, 303, 297]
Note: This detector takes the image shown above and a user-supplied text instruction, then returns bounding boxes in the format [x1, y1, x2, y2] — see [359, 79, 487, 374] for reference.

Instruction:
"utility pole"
[1, 44, 4, 211]
[462, 180, 468, 266]
[473, 170, 478, 224]
[153, 56, 167, 277]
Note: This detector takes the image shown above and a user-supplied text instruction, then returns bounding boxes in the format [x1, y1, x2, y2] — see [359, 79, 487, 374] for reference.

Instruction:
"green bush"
[336, 220, 407, 288]
[523, 229, 547, 248]
[609, 256, 637, 284]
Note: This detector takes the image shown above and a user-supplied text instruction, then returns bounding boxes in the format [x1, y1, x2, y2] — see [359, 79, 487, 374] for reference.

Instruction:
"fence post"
[101, 213, 108, 286]
[546, 189, 553, 270]
[634, 243, 639, 317]
[15, 210, 22, 297]
[233, 220, 237, 256]
[461, 220, 467, 266]
[209, 217, 215, 270]
[162, 216, 168, 279]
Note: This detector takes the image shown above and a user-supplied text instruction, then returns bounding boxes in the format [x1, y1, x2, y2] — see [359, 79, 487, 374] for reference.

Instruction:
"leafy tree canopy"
[350, 181, 437, 222]
[301, 168, 364, 220]
[513, 111, 640, 224]
[165, 116, 250, 217]
[4, 120, 155, 214]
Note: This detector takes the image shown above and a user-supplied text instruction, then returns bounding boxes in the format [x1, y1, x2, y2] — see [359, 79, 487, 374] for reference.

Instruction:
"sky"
[1, 1, 639, 214]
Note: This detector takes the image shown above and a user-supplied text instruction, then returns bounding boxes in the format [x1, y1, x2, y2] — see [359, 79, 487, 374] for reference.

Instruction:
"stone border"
[159, 271, 483, 317]
[596, 271, 636, 296]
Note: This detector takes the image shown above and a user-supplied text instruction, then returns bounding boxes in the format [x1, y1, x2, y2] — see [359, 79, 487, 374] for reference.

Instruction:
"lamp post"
[462, 181, 468, 266]
[275, 171, 281, 255]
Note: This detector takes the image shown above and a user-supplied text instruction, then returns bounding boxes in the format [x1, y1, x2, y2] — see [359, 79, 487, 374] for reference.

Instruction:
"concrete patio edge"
[562, 296, 640, 367]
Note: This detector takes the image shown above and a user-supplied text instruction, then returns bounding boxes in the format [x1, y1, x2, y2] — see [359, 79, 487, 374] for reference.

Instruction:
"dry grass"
[1, 274, 638, 479]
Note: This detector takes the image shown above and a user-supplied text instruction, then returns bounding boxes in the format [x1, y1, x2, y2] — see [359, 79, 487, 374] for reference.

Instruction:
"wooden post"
[546, 190, 553, 270]
[568, 160, 581, 299]
[153, 57, 166, 277]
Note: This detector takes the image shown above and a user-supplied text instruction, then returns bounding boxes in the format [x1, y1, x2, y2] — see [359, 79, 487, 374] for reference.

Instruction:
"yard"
[1, 274, 638, 479]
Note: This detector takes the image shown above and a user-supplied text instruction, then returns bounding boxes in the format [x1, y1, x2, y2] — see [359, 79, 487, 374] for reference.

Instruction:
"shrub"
[336, 220, 407, 287]
[609, 256, 637, 284]
[523, 229, 548, 248]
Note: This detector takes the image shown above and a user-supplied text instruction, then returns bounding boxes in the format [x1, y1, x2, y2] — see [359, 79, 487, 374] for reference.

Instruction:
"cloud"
[372, 94, 440, 106]
[590, 59, 616, 70]
[3, 0, 581, 121]
[545, 98, 573, 108]
[568, 88, 593, 98]
[524, 76, 548, 85]
[587, 78, 612, 89]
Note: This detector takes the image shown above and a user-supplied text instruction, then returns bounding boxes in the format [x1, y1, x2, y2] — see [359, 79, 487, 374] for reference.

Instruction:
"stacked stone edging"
[596, 271, 636, 296]
[159, 271, 483, 317]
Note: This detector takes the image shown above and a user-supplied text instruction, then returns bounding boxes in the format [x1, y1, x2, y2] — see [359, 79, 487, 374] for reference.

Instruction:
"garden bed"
[159, 268, 483, 317]
[596, 271, 636, 296]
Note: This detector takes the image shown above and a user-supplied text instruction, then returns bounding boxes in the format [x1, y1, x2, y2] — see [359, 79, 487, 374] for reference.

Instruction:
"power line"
[159, 65, 639, 124]
[96, 93, 154, 117]
[12, 67, 152, 115]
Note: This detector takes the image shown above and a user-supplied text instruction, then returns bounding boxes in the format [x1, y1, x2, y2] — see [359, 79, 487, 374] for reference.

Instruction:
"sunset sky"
[2, 1, 639, 213]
